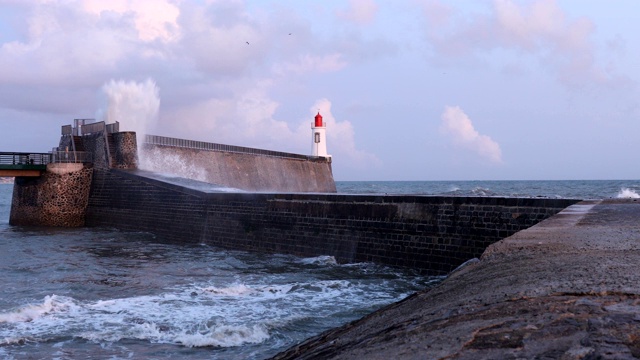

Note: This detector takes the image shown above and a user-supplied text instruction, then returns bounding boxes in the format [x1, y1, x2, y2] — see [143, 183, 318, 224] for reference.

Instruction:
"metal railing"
[80, 121, 105, 135]
[51, 151, 93, 163]
[61, 120, 120, 137]
[62, 125, 72, 136]
[144, 134, 314, 161]
[106, 122, 119, 133]
[0, 152, 52, 166]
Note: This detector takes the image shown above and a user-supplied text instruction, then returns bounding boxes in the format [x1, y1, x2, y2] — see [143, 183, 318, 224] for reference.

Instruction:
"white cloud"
[337, 0, 379, 25]
[81, 0, 180, 42]
[306, 98, 381, 168]
[272, 53, 347, 76]
[422, 0, 626, 88]
[0, 1, 389, 178]
[440, 106, 502, 164]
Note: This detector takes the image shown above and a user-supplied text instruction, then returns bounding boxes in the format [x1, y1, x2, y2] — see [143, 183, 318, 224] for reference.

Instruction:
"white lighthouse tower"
[311, 112, 330, 158]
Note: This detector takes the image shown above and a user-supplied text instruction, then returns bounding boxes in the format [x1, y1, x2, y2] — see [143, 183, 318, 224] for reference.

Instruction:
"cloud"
[157, 83, 379, 170]
[440, 106, 503, 164]
[81, 0, 180, 42]
[337, 0, 379, 25]
[422, 0, 627, 88]
[305, 98, 381, 168]
[0, 1, 388, 178]
[272, 53, 347, 76]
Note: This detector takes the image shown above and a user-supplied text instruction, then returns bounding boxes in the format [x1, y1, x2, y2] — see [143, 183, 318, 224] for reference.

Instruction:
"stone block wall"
[86, 170, 579, 274]
[10, 163, 93, 227]
[112, 132, 138, 169]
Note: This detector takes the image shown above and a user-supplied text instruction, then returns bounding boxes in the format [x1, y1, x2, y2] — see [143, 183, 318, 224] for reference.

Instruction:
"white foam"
[299, 255, 337, 266]
[0, 276, 422, 350]
[0, 295, 73, 324]
[201, 284, 258, 297]
[175, 324, 270, 348]
[616, 188, 640, 198]
[139, 148, 209, 183]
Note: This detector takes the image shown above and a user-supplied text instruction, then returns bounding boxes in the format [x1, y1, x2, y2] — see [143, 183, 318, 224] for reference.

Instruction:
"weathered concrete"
[272, 199, 640, 359]
[140, 144, 336, 193]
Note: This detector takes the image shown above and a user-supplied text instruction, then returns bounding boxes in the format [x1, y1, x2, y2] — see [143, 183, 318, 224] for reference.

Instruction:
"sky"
[0, 0, 639, 181]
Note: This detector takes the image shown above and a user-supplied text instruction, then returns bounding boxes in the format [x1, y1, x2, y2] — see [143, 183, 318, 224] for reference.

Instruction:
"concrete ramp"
[122, 169, 246, 194]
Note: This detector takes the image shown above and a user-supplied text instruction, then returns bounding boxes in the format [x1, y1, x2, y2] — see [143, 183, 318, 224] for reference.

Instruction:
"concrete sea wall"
[10, 163, 93, 227]
[86, 169, 578, 274]
[140, 144, 336, 193]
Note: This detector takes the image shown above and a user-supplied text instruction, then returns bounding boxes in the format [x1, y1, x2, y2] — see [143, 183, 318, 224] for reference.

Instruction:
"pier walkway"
[273, 199, 640, 359]
[0, 152, 50, 177]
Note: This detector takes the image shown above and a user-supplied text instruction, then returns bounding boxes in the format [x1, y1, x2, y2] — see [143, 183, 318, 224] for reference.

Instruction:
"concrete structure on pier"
[8, 117, 336, 227]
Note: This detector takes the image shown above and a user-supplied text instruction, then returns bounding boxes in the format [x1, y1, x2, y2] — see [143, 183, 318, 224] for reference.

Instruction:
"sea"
[1, 180, 639, 359]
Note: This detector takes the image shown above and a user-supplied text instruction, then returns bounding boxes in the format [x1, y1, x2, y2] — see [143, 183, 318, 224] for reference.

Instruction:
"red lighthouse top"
[314, 112, 323, 127]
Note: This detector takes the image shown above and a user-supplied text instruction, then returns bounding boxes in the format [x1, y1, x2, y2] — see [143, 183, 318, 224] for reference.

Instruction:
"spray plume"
[98, 78, 160, 137]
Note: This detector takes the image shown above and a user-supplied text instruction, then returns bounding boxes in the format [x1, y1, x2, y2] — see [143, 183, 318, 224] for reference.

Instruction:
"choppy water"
[336, 180, 640, 199]
[0, 183, 440, 360]
[1, 179, 638, 359]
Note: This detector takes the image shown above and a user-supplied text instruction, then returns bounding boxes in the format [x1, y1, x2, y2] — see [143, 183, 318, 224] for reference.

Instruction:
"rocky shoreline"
[272, 199, 640, 359]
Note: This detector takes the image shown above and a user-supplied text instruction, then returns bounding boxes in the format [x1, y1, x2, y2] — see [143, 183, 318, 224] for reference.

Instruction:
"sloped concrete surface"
[272, 199, 640, 359]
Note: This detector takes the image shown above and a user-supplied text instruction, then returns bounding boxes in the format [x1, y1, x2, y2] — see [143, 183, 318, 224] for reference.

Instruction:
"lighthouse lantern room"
[311, 112, 330, 158]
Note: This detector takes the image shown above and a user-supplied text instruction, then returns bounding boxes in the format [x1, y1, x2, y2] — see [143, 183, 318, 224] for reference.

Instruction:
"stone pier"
[272, 199, 640, 359]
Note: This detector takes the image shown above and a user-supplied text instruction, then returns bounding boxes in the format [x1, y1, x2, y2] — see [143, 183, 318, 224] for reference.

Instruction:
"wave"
[298, 255, 337, 266]
[471, 187, 495, 196]
[616, 188, 640, 199]
[0, 274, 430, 351]
[0, 295, 74, 324]
[175, 324, 270, 348]
[200, 284, 260, 296]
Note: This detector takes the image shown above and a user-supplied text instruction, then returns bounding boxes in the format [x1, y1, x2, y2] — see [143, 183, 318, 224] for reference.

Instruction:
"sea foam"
[0, 295, 72, 324]
[175, 324, 270, 348]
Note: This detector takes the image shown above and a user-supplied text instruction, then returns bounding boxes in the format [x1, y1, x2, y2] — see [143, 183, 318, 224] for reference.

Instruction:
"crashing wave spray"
[616, 188, 640, 199]
[98, 78, 160, 141]
[97, 78, 160, 166]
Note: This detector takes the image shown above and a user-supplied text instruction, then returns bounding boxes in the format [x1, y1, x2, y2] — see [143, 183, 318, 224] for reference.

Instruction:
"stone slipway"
[272, 199, 640, 359]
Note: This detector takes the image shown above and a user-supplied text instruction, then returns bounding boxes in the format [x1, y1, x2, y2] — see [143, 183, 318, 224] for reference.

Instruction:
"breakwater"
[272, 199, 640, 359]
[86, 169, 578, 274]
[141, 135, 336, 193]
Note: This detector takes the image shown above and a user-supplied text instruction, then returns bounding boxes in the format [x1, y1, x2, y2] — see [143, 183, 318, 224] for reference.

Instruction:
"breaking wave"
[616, 188, 640, 199]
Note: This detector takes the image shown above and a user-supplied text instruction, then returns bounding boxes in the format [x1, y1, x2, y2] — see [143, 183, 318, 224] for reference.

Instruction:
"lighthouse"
[311, 112, 330, 158]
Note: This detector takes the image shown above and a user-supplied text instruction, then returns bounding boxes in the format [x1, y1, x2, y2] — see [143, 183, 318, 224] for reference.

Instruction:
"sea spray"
[138, 146, 209, 181]
[97, 79, 160, 168]
[98, 78, 160, 136]
[616, 188, 640, 199]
